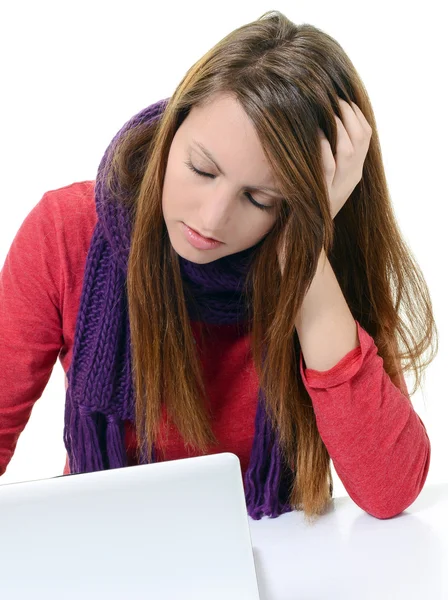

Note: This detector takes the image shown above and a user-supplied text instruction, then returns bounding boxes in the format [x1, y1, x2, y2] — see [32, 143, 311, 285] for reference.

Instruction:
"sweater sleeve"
[299, 319, 431, 519]
[0, 192, 63, 476]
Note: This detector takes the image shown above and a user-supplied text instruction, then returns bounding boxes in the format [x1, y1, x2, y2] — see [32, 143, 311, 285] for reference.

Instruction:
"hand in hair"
[320, 97, 372, 220]
[277, 97, 372, 275]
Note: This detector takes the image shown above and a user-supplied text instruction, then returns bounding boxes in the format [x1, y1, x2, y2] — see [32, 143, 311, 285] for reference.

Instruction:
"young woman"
[0, 11, 437, 523]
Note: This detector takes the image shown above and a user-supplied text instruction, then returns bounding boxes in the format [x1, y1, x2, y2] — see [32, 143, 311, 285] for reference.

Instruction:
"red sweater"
[0, 181, 430, 518]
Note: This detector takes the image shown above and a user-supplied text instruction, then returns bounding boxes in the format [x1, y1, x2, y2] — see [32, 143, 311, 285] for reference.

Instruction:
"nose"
[197, 185, 235, 237]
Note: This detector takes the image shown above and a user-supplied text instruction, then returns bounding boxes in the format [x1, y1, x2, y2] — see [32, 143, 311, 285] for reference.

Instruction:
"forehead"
[183, 99, 281, 195]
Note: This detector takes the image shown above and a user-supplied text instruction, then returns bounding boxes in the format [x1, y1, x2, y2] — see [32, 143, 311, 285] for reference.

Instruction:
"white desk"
[249, 482, 448, 600]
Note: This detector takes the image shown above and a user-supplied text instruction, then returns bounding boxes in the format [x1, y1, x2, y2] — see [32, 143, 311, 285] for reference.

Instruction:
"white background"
[0, 1, 446, 498]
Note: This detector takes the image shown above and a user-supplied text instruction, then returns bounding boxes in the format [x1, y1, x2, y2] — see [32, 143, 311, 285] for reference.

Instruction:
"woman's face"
[161, 93, 283, 264]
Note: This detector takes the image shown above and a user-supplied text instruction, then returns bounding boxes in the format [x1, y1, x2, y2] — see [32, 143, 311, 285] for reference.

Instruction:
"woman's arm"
[0, 192, 63, 476]
[299, 320, 430, 519]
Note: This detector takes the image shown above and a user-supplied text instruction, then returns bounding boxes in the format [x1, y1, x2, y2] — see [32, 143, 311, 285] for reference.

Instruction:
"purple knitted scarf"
[64, 98, 294, 519]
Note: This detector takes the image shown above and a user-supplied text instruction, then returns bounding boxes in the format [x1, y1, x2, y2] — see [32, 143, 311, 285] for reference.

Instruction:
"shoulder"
[41, 179, 97, 226]
[34, 180, 98, 280]
[39, 180, 98, 250]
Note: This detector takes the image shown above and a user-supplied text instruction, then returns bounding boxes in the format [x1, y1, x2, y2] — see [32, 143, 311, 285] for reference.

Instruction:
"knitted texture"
[64, 97, 295, 519]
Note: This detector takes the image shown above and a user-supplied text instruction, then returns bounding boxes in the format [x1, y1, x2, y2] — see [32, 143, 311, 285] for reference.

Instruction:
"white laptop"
[0, 452, 261, 600]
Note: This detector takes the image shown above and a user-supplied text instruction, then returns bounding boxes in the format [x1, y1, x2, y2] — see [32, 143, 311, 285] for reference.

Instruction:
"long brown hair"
[105, 10, 438, 520]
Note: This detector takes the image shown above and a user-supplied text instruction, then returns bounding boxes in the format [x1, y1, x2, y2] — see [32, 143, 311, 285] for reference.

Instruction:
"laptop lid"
[0, 452, 261, 600]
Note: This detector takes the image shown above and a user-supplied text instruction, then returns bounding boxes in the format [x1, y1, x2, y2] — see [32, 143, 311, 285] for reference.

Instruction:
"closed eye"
[183, 160, 274, 211]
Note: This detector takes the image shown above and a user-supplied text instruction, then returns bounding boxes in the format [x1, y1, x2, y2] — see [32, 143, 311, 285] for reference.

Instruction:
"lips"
[187, 225, 221, 243]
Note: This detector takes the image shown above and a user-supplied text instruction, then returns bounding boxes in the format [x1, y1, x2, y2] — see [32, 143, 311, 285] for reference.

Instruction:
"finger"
[334, 115, 354, 159]
[337, 99, 366, 146]
[349, 101, 373, 135]
[318, 128, 336, 180]
[339, 98, 372, 141]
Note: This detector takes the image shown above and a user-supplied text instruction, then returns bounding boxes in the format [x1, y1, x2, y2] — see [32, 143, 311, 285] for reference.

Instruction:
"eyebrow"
[190, 139, 282, 196]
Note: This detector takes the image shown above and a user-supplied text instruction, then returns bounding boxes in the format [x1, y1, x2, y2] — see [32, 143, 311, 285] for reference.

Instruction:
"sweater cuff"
[299, 320, 375, 389]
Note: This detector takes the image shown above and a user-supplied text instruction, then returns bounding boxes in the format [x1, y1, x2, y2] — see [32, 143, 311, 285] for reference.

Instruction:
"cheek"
[161, 169, 182, 211]
[255, 218, 277, 242]
[164, 161, 193, 201]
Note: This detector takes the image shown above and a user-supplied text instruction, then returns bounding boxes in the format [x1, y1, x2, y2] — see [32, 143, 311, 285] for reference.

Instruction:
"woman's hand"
[320, 97, 372, 220]
[277, 97, 372, 274]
